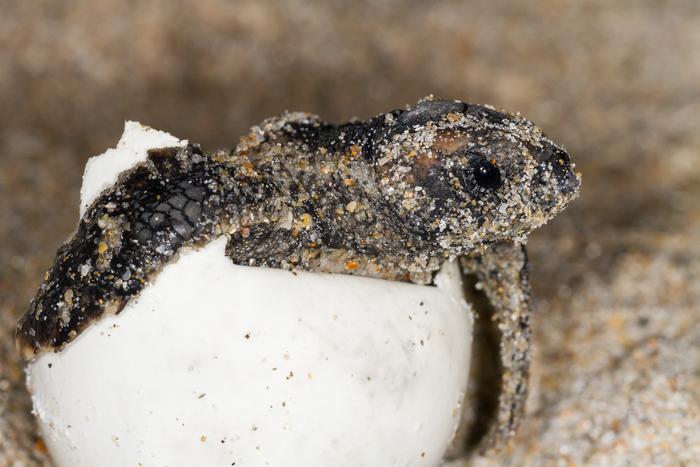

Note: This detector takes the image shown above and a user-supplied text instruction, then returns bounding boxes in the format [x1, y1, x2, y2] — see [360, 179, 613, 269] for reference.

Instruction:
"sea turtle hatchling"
[16, 96, 580, 448]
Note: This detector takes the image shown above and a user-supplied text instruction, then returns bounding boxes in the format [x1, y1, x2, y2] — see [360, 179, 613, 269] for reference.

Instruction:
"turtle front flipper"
[15, 144, 232, 359]
[460, 240, 532, 451]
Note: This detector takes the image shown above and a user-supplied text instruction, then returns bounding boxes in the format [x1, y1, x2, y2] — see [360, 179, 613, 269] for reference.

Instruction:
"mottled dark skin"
[16, 97, 580, 450]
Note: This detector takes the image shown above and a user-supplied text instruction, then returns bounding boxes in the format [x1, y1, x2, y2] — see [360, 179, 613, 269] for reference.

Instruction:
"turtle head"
[372, 98, 581, 254]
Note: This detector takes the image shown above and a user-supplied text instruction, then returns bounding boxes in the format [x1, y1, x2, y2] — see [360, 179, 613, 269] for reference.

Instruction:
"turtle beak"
[535, 142, 580, 198]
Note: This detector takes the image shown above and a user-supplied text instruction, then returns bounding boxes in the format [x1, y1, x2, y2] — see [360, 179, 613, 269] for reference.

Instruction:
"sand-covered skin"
[1, 1, 699, 465]
[16, 99, 577, 356]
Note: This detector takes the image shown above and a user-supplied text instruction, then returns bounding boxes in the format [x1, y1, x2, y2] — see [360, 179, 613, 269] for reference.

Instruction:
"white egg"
[26, 123, 474, 467]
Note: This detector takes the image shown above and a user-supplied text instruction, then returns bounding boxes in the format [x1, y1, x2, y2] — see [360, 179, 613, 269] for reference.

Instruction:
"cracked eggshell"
[26, 122, 474, 467]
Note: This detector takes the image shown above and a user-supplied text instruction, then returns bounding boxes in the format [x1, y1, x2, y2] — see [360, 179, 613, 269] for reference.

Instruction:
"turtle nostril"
[537, 143, 571, 174]
[533, 141, 578, 195]
[535, 142, 569, 165]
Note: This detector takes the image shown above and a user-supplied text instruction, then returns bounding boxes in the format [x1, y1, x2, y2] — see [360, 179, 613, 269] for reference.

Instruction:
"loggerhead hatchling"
[17, 96, 580, 448]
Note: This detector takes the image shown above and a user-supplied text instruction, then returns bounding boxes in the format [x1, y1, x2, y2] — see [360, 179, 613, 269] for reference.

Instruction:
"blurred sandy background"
[1, 1, 699, 465]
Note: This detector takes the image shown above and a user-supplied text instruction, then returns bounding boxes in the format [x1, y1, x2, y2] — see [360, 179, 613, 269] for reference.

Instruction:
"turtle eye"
[472, 159, 502, 190]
